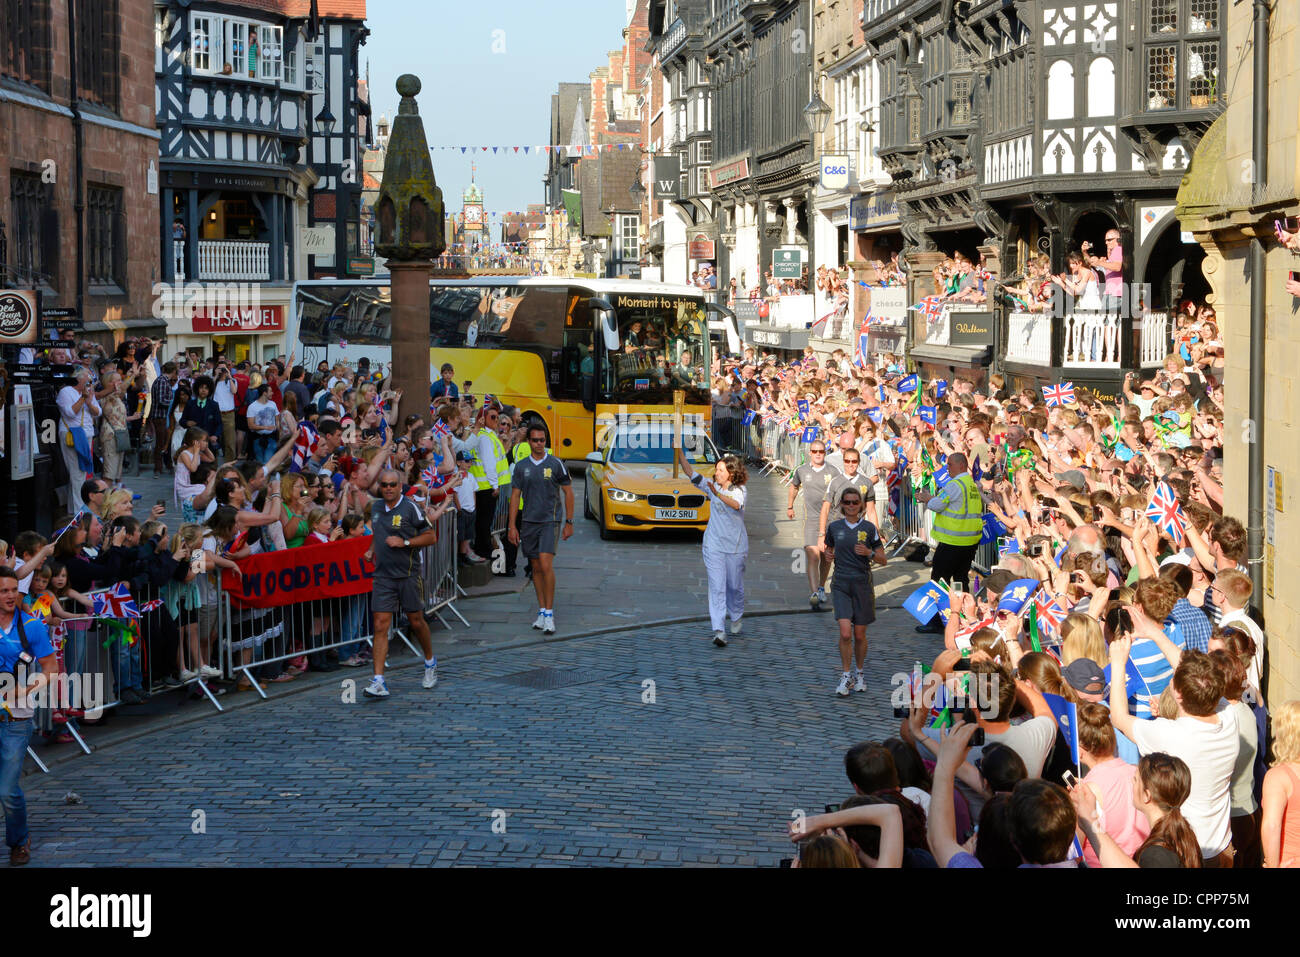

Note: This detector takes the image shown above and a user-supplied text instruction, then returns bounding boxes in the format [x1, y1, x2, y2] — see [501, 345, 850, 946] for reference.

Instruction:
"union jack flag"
[853, 317, 871, 369]
[291, 422, 320, 473]
[1146, 481, 1187, 547]
[1033, 594, 1068, 639]
[887, 449, 909, 517]
[91, 582, 138, 620]
[912, 296, 946, 320]
[1042, 382, 1076, 407]
[139, 598, 164, 614]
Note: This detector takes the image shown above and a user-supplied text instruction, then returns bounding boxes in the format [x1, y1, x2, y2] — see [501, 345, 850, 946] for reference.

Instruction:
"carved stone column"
[373, 75, 446, 405]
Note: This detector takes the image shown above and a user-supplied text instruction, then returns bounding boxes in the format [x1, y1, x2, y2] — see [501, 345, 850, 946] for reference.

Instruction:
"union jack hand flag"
[91, 582, 138, 620]
[1033, 594, 1068, 638]
[1042, 382, 1076, 407]
[139, 598, 164, 614]
[1146, 481, 1187, 547]
[853, 318, 871, 369]
[912, 296, 947, 320]
[291, 421, 320, 473]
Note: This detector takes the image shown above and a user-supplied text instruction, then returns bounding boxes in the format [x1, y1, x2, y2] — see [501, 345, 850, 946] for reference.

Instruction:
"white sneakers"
[532, 612, 547, 630]
[422, 660, 439, 689]
[363, 676, 390, 698]
[854, 671, 867, 693]
[179, 668, 198, 682]
[836, 672, 852, 697]
[728, 617, 742, 636]
[712, 630, 727, 647]
[199, 665, 221, 680]
[543, 613, 556, 634]
[816, 588, 828, 604]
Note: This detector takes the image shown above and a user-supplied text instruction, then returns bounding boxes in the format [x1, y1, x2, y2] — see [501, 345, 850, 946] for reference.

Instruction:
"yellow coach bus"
[291, 278, 737, 460]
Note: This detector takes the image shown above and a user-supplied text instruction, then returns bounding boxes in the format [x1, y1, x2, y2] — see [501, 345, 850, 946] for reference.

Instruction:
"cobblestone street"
[26, 607, 930, 866]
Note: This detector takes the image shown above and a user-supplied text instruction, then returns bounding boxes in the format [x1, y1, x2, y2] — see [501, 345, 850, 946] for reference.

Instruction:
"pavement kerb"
[26, 597, 919, 774]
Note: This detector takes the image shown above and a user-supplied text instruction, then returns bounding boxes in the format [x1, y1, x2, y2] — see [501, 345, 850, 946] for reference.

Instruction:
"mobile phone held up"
[1062, 769, 1079, 790]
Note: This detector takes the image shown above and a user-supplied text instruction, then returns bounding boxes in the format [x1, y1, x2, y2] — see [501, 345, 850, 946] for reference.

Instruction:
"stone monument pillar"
[374, 75, 445, 407]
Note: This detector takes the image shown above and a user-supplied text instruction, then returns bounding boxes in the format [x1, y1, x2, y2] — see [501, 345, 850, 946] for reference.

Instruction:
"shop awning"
[745, 323, 809, 352]
[908, 343, 992, 367]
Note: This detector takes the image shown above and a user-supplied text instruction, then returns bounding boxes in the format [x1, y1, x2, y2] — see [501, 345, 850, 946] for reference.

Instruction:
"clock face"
[466, 205, 482, 224]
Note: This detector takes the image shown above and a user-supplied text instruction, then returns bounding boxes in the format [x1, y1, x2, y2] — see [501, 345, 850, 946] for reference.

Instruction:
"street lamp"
[803, 92, 832, 136]
[629, 177, 646, 202]
[314, 104, 337, 137]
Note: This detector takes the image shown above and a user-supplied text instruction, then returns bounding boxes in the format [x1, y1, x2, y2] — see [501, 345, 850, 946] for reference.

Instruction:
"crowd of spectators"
[3, 339, 538, 724]
[707, 310, 1298, 868]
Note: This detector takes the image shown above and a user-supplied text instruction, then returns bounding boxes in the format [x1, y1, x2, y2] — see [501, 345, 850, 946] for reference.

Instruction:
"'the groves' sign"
[221, 535, 374, 608]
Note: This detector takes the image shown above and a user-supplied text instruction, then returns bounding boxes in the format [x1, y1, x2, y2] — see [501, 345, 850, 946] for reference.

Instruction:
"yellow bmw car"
[583, 423, 719, 539]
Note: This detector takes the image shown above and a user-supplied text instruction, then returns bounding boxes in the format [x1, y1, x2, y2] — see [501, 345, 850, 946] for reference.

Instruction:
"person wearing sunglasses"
[468, 405, 508, 569]
[823, 488, 887, 697]
[361, 468, 441, 699]
[787, 440, 840, 610]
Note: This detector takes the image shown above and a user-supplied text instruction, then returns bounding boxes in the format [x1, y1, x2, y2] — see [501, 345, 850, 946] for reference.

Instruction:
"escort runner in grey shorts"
[520, 520, 559, 559]
[372, 575, 424, 615]
[831, 578, 876, 626]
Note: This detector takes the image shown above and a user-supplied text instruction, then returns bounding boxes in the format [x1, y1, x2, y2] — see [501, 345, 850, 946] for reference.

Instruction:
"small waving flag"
[1042, 382, 1076, 407]
[1146, 481, 1187, 547]
[139, 598, 164, 614]
[997, 579, 1040, 616]
[867, 407, 883, 424]
[27, 593, 54, 617]
[917, 405, 937, 427]
[797, 399, 810, 416]
[853, 315, 872, 368]
[903, 581, 951, 625]
[934, 379, 948, 400]
[980, 512, 1008, 546]
[912, 296, 947, 320]
[878, 385, 887, 403]
[801, 426, 821, 443]
[742, 409, 756, 426]
[1033, 593, 1068, 638]
[897, 374, 919, 393]
[291, 421, 320, 473]
[90, 582, 138, 620]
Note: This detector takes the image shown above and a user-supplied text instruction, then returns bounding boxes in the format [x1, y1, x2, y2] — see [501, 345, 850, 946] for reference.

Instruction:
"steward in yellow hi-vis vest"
[914, 452, 984, 631]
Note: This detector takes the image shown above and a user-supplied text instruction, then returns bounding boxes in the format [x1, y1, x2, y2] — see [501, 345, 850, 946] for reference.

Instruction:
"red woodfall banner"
[221, 535, 374, 609]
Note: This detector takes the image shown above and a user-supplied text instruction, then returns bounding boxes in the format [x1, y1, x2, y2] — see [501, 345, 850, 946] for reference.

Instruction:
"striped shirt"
[150, 375, 175, 421]
[1129, 623, 1185, 719]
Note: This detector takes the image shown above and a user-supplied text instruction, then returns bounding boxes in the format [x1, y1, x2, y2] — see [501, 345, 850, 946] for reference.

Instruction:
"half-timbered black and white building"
[865, 0, 1223, 399]
[154, 0, 368, 359]
[706, 0, 817, 316]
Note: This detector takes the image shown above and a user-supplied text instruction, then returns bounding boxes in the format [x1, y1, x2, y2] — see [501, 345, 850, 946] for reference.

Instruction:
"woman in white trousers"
[676, 445, 748, 648]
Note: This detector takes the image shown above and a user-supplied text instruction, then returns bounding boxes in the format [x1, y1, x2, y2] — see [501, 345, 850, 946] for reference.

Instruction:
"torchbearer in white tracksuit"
[675, 445, 748, 648]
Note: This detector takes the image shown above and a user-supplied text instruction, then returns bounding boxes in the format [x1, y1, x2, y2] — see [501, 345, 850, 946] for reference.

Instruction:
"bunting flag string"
[432, 143, 647, 154]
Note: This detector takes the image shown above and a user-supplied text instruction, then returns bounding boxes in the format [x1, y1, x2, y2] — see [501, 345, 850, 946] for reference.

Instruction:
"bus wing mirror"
[594, 299, 620, 352]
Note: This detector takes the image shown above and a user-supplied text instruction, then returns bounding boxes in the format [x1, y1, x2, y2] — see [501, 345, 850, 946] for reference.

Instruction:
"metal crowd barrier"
[709, 409, 761, 463]
[887, 478, 999, 575]
[24, 511, 471, 771]
[224, 506, 467, 698]
[26, 573, 222, 771]
[423, 505, 468, 630]
[488, 483, 511, 538]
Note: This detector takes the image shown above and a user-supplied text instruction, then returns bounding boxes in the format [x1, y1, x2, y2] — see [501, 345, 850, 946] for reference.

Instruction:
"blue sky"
[365, 1, 633, 243]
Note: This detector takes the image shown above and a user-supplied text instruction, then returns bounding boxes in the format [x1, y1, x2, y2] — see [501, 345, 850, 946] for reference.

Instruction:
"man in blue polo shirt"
[0, 566, 57, 866]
